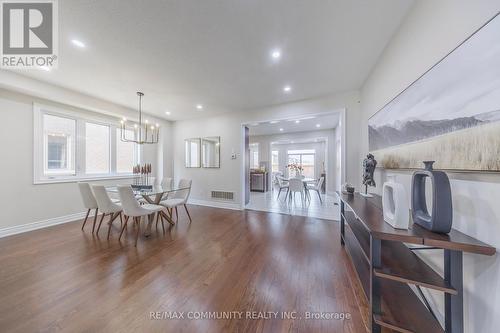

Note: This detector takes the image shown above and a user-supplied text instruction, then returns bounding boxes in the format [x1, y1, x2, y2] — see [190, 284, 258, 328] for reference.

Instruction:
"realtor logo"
[1, 0, 58, 69]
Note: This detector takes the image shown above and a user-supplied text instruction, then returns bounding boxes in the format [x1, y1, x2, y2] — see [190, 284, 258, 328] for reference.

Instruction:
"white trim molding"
[0, 211, 89, 238]
[187, 198, 242, 211]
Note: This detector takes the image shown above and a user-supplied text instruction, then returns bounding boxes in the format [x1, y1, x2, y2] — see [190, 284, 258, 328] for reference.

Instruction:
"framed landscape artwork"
[369, 13, 500, 172]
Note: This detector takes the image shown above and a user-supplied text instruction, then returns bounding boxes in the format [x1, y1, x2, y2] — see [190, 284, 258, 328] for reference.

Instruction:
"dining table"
[106, 185, 190, 236]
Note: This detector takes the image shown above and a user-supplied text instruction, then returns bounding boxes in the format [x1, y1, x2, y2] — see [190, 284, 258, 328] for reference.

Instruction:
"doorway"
[241, 111, 345, 220]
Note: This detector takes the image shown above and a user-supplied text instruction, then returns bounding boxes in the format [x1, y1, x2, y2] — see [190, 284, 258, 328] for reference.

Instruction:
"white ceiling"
[9, 0, 413, 120]
[248, 113, 339, 136]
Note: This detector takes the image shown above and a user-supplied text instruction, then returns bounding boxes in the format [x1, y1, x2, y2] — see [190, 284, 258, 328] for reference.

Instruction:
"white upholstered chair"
[276, 176, 289, 199]
[91, 185, 123, 239]
[117, 186, 164, 246]
[288, 178, 305, 204]
[160, 179, 192, 222]
[306, 176, 325, 203]
[78, 182, 99, 232]
[161, 177, 174, 190]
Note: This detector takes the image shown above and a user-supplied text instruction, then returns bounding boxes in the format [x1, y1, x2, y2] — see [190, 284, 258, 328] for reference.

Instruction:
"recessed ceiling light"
[165, 111, 171, 115]
[196, 104, 203, 110]
[291, 141, 294, 144]
[279, 128, 284, 132]
[269, 120, 279, 124]
[271, 49, 281, 60]
[283, 85, 292, 93]
[71, 39, 86, 48]
[295, 120, 300, 124]
[316, 124, 321, 128]
[40, 65, 50, 71]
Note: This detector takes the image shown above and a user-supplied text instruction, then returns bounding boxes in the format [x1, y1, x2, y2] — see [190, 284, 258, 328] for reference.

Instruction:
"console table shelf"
[338, 192, 495, 333]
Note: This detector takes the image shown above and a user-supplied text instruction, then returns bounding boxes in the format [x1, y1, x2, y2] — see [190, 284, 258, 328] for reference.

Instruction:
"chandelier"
[120, 92, 159, 144]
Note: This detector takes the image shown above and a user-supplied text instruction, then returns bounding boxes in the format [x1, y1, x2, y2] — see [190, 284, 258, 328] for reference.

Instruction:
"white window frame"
[34, 103, 140, 184]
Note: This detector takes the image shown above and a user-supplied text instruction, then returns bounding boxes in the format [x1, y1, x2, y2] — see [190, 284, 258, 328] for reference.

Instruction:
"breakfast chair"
[160, 179, 192, 223]
[276, 176, 289, 199]
[117, 186, 164, 246]
[77, 182, 99, 232]
[288, 178, 305, 204]
[92, 185, 124, 239]
[306, 176, 325, 203]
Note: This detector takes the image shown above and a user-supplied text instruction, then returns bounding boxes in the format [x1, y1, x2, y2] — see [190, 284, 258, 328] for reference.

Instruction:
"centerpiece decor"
[287, 163, 303, 178]
[132, 163, 153, 190]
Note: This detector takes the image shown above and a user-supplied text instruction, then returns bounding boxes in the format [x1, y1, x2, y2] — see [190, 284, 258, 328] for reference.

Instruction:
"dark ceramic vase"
[411, 161, 453, 233]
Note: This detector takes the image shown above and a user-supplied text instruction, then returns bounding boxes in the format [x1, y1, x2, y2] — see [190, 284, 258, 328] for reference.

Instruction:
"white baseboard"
[188, 198, 242, 211]
[0, 211, 88, 238]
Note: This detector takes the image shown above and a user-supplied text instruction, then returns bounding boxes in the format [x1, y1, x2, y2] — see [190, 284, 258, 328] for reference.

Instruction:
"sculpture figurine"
[361, 153, 377, 197]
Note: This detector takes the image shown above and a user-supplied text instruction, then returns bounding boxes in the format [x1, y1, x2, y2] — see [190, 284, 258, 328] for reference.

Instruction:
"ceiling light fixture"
[165, 111, 171, 115]
[279, 128, 284, 132]
[295, 120, 300, 124]
[196, 104, 203, 110]
[283, 85, 292, 93]
[40, 65, 51, 71]
[316, 124, 321, 128]
[71, 39, 86, 48]
[269, 120, 279, 124]
[120, 92, 159, 144]
[271, 49, 281, 60]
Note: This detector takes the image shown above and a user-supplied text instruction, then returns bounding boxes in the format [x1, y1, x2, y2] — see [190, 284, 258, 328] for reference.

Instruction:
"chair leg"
[107, 212, 119, 240]
[155, 212, 160, 229]
[184, 204, 192, 222]
[316, 190, 323, 203]
[134, 217, 141, 247]
[81, 209, 91, 230]
[277, 187, 282, 199]
[119, 213, 123, 228]
[92, 208, 99, 233]
[119, 216, 129, 241]
[96, 213, 106, 235]
[175, 207, 178, 221]
[160, 213, 165, 233]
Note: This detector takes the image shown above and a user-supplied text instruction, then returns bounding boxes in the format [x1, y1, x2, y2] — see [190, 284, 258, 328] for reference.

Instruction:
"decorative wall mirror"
[185, 138, 201, 168]
[202, 136, 220, 168]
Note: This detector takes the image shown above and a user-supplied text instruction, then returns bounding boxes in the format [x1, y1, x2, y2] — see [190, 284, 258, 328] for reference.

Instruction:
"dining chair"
[91, 185, 123, 239]
[117, 186, 165, 246]
[276, 176, 289, 199]
[288, 178, 305, 204]
[159, 179, 192, 223]
[77, 182, 99, 232]
[161, 177, 174, 190]
[306, 176, 325, 203]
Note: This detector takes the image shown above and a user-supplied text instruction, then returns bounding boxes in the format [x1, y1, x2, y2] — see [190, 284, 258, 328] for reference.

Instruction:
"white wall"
[172, 90, 360, 207]
[249, 129, 336, 193]
[0, 83, 173, 234]
[360, 1, 500, 331]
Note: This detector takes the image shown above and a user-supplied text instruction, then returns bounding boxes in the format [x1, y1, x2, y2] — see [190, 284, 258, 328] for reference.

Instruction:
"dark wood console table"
[338, 192, 495, 333]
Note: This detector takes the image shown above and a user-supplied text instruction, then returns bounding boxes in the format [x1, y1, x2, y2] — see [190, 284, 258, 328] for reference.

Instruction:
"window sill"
[34, 174, 136, 185]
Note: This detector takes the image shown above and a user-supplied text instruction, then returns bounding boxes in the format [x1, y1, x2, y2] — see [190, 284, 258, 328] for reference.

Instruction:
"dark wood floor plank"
[0, 206, 367, 333]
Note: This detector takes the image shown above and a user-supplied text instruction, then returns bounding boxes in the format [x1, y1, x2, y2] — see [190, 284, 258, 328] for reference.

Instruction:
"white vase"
[382, 176, 409, 230]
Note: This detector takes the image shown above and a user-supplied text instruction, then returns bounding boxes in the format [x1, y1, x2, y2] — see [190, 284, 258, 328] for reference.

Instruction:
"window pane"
[86, 122, 110, 174]
[43, 114, 76, 175]
[249, 144, 259, 168]
[116, 129, 136, 173]
[288, 154, 300, 165]
[272, 150, 279, 172]
[301, 154, 315, 178]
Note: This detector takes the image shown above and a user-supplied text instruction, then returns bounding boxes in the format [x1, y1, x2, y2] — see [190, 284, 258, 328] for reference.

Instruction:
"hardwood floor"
[0, 206, 368, 333]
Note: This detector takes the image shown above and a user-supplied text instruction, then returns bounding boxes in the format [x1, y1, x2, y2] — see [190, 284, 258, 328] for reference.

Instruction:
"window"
[43, 114, 76, 175]
[249, 143, 259, 169]
[271, 150, 279, 172]
[287, 149, 315, 178]
[34, 105, 140, 183]
[116, 129, 136, 173]
[85, 122, 110, 174]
